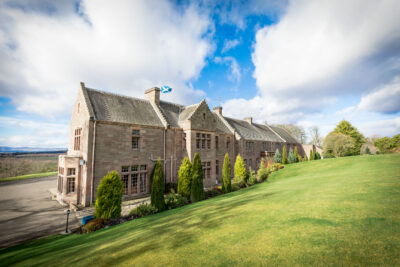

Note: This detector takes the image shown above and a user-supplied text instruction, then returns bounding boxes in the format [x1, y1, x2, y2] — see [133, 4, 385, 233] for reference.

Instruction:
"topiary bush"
[190, 153, 205, 202]
[129, 203, 158, 217]
[234, 154, 247, 182]
[94, 170, 124, 220]
[247, 167, 257, 186]
[222, 153, 232, 193]
[274, 149, 282, 163]
[282, 145, 288, 164]
[288, 148, 296, 164]
[257, 157, 269, 181]
[294, 146, 299, 163]
[177, 157, 192, 198]
[309, 149, 313, 160]
[83, 218, 106, 233]
[151, 159, 165, 212]
[165, 193, 188, 210]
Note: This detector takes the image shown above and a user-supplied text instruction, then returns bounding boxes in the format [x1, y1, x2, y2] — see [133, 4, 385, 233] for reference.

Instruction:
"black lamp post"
[65, 209, 70, 233]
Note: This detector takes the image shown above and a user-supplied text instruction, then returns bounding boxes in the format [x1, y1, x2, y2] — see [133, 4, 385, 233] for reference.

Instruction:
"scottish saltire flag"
[161, 85, 172, 93]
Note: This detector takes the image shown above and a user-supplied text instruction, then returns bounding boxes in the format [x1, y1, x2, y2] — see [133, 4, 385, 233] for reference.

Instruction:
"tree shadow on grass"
[0, 188, 280, 265]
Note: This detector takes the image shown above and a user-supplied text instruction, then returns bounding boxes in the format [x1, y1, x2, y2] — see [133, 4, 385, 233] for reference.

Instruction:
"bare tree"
[274, 124, 307, 144]
[309, 126, 322, 147]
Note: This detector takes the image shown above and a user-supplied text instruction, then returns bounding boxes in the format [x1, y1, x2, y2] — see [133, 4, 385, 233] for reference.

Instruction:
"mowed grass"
[0, 171, 57, 183]
[1, 154, 399, 266]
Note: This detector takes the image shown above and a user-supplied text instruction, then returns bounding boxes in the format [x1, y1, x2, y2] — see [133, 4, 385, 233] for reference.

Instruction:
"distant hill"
[0, 146, 67, 153]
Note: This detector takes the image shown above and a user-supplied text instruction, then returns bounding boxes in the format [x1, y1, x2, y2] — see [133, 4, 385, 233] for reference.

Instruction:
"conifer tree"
[282, 145, 288, 164]
[234, 154, 247, 182]
[178, 157, 192, 199]
[151, 159, 165, 212]
[309, 149, 313, 160]
[294, 146, 299, 163]
[94, 170, 124, 219]
[334, 120, 365, 155]
[288, 148, 295, 164]
[257, 157, 269, 181]
[222, 153, 232, 193]
[312, 148, 316, 160]
[274, 148, 282, 163]
[190, 153, 205, 202]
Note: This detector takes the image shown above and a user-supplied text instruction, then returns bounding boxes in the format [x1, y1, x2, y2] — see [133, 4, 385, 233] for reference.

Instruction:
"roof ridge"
[159, 100, 185, 108]
[85, 87, 149, 104]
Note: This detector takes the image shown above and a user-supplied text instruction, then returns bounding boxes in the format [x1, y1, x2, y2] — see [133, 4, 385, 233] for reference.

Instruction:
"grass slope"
[1, 154, 399, 266]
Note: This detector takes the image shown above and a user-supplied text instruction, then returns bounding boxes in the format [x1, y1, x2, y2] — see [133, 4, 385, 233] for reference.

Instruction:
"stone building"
[57, 83, 304, 206]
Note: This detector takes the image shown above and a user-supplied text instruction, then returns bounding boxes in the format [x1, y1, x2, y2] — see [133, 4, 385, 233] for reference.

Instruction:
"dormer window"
[132, 130, 140, 149]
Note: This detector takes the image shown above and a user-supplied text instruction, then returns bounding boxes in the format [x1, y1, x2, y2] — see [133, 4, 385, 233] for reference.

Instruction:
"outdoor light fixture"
[65, 209, 70, 233]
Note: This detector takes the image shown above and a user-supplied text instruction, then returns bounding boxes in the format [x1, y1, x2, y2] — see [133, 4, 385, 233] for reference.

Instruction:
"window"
[227, 137, 230, 149]
[196, 133, 211, 150]
[246, 141, 254, 152]
[74, 128, 82, 151]
[140, 172, 146, 192]
[196, 133, 201, 149]
[67, 177, 75, 193]
[132, 130, 140, 149]
[202, 162, 211, 179]
[249, 159, 252, 168]
[183, 133, 186, 150]
[215, 136, 219, 149]
[67, 168, 75, 175]
[244, 159, 247, 166]
[58, 167, 64, 175]
[122, 166, 129, 172]
[256, 158, 260, 167]
[131, 173, 138, 194]
[122, 174, 129, 195]
[263, 142, 267, 151]
[58, 176, 63, 193]
[216, 160, 219, 175]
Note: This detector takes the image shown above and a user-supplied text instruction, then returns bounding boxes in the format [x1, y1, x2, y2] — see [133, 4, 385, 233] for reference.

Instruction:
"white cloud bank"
[0, 0, 214, 116]
[223, 0, 400, 123]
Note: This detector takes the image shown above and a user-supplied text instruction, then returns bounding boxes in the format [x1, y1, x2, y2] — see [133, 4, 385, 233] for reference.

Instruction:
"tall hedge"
[151, 159, 165, 212]
[282, 145, 288, 164]
[94, 170, 124, 219]
[234, 154, 247, 182]
[274, 149, 282, 163]
[190, 153, 205, 202]
[309, 149, 313, 160]
[294, 146, 299, 163]
[177, 157, 192, 199]
[222, 153, 232, 193]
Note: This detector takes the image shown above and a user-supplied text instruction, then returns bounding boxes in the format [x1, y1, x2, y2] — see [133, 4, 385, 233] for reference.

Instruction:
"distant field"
[0, 154, 399, 266]
[0, 153, 63, 180]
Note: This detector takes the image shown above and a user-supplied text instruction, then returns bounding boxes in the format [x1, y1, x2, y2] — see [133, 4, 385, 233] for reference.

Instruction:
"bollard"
[65, 209, 70, 233]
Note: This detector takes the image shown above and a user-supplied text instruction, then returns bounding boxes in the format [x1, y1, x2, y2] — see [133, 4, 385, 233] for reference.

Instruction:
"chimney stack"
[244, 117, 253, 124]
[213, 106, 223, 115]
[145, 87, 160, 105]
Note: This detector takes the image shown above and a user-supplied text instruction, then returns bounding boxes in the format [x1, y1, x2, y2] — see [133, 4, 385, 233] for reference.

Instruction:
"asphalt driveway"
[0, 176, 79, 249]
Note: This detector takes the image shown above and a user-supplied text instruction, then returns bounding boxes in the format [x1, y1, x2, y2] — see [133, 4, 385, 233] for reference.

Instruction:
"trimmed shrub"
[165, 193, 188, 210]
[151, 159, 165, 212]
[257, 157, 269, 181]
[222, 153, 232, 193]
[190, 153, 205, 202]
[282, 145, 288, 164]
[303, 155, 308, 161]
[234, 154, 247, 182]
[177, 157, 192, 198]
[247, 168, 257, 186]
[294, 147, 299, 162]
[315, 151, 321, 160]
[130, 203, 158, 217]
[288, 148, 296, 164]
[274, 149, 282, 163]
[94, 170, 124, 220]
[365, 146, 371, 155]
[83, 218, 106, 233]
[165, 182, 178, 194]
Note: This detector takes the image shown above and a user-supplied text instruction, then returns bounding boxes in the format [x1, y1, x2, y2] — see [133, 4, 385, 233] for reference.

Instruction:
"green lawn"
[0, 171, 57, 183]
[1, 154, 399, 266]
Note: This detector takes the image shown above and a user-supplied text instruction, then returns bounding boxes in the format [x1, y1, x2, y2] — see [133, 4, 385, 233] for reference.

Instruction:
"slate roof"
[85, 88, 164, 127]
[158, 101, 184, 128]
[269, 126, 299, 143]
[178, 103, 200, 122]
[213, 113, 232, 134]
[223, 117, 283, 142]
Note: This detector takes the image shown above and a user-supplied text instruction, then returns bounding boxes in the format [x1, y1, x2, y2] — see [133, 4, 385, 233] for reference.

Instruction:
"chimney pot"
[213, 106, 223, 115]
[244, 117, 253, 124]
[145, 87, 160, 105]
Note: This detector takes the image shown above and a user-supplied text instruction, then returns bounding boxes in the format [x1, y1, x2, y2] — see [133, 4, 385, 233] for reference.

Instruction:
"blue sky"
[0, 0, 399, 148]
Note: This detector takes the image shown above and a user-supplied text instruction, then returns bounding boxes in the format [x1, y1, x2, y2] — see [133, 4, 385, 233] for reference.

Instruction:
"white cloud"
[357, 117, 400, 137]
[358, 76, 400, 113]
[221, 39, 240, 53]
[0, 0, 214, 116]
[223, 0, 400, 125]
[0, 116, 69, 147]
[214, 56, 241, 83]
